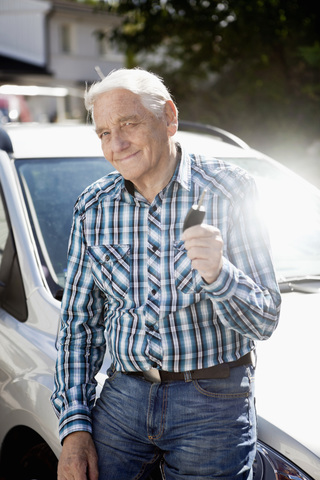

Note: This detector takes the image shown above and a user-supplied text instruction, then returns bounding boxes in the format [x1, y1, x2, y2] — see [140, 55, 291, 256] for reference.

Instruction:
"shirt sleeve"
[199, 174, 281, 340]
[50, 205, 106, 444]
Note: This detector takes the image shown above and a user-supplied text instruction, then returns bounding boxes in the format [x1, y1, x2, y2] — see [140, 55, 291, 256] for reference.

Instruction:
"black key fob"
[183, 190, 206, 232]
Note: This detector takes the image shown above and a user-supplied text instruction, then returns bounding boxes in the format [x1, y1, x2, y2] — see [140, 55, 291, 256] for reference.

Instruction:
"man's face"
[93, 89, 177, 189]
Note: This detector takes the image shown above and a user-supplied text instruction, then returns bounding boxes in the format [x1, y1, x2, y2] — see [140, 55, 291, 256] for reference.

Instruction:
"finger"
[87, 448, 99, 480]
[88, 460, 99, 480]
[187, 244, 222, 263]
[184, 236, 222, 253]
[182, 228, 222, 252]
[185, 234, 223, 259]
[182, 224, 219, 241]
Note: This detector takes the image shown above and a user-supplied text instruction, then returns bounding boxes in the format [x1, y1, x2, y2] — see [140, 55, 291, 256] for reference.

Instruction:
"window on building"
[96, 30, 109, 57]
[60, 24, 72, 54]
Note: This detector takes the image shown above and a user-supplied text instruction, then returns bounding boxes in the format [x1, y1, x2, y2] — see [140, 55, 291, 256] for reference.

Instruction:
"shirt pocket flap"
[87, 245, 131, 298]
[87, 244, 130, 267]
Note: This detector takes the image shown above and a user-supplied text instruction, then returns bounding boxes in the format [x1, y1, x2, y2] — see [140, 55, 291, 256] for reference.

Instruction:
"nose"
[110, 130, 130, 152]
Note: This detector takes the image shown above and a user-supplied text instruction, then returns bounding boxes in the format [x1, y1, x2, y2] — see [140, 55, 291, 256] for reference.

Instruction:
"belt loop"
[184, 371, 193, 383]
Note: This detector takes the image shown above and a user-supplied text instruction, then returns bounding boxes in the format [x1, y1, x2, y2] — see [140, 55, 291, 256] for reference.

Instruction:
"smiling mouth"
[117, 150, 140, 163]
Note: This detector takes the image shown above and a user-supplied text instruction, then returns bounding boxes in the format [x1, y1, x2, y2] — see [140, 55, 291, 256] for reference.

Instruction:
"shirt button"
[151, 289, 157, 295]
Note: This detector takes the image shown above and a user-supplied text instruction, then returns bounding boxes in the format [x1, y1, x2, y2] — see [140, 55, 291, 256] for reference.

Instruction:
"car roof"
[3, 122, 263, 160]
[176, 130, 265, 159]
[3, 123, 103, 158]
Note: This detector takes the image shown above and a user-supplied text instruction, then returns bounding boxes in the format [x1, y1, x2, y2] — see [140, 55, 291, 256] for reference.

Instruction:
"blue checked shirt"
[51, 144, 281, 442]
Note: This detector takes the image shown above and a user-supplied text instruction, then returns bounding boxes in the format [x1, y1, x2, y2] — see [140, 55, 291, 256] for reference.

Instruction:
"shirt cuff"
[58, 403, 92, 444]
[196, 257, 238, 300]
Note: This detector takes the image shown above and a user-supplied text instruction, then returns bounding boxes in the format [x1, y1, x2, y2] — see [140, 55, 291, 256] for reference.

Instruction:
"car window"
[0, 185, 27, 320]
[16, 157, 114, 294]
[222, 157, 320, 279]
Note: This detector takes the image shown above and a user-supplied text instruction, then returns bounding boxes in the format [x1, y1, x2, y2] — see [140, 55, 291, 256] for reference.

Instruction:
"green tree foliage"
[104, 2, 319, 77]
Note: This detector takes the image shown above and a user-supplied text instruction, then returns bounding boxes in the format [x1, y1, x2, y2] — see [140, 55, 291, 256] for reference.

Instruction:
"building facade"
[0, 0, 124, 121]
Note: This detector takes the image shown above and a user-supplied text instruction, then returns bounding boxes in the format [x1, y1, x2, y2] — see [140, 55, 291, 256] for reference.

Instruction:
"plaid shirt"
[51, 145, 281, 442]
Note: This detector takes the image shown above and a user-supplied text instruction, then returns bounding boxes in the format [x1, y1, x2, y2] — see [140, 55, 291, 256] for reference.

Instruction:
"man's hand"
[182, 224, 223, 284]
[58, 431, 99, 480]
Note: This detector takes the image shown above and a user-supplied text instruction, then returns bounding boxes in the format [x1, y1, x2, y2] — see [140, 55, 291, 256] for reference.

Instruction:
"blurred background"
[1, 0, 319, 187]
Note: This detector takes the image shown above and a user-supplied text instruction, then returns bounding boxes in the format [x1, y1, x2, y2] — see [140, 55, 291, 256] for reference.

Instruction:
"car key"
[183, 189, 207, 232]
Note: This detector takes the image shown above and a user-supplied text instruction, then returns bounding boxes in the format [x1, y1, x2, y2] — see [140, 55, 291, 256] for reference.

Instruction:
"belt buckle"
[143, 368, 161, 383]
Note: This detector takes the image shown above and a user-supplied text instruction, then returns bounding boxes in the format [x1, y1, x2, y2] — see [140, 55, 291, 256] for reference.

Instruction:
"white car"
[0, 122, 319, 480]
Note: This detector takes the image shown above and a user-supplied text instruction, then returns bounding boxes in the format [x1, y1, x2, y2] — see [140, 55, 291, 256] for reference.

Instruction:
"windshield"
[224, 157, 320, 280]
[16, 157, 113, 295]
[16, 153, 320, 297]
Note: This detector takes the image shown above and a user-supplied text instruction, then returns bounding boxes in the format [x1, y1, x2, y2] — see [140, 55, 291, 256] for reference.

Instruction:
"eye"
[99, 131, 110, 139]
[122, 121, 136, 128]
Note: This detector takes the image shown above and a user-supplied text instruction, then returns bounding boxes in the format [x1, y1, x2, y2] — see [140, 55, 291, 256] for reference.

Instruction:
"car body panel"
[256, 291, 320, 457]
[0, 306, 60, 457]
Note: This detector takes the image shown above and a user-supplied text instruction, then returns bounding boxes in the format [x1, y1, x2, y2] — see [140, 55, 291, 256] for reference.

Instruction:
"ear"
[164, 100, 178, 137]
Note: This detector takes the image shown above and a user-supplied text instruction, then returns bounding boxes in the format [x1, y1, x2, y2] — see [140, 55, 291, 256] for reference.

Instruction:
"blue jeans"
[92, 365, 256, 480]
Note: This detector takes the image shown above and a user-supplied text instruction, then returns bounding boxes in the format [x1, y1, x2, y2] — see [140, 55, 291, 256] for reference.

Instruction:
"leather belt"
[126, 351, 253, 383]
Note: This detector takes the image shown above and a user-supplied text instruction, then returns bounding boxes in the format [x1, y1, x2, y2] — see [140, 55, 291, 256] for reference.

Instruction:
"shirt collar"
[173, 142, 192, 192]
[111, 175, 134, 203]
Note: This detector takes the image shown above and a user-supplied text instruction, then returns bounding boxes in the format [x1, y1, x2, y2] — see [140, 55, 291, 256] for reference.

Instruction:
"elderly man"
[51, 68, 281, 480]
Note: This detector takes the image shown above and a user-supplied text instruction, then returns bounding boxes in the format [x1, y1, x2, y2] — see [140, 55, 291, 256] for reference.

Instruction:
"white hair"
[84, 68, 178, 120]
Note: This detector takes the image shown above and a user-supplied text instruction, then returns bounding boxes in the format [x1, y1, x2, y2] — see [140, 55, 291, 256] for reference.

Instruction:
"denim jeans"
[92, 364, 256, 480]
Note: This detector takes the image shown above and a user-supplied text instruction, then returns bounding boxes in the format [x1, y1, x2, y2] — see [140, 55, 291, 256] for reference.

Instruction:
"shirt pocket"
[173, 240, 196, 294]
[87, 244, 130, 298]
